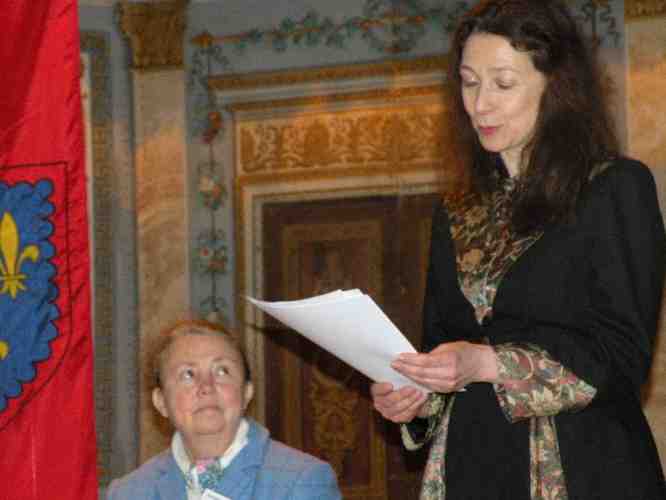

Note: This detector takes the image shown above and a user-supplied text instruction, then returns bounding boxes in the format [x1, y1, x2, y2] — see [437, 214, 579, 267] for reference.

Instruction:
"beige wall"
[627, 15, 666, 469]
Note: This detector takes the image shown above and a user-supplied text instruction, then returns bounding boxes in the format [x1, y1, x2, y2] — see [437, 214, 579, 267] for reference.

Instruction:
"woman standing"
[371, 1, 666, 499]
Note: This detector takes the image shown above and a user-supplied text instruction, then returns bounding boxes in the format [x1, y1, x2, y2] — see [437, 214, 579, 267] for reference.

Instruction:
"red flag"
[0, 1, 98, 499]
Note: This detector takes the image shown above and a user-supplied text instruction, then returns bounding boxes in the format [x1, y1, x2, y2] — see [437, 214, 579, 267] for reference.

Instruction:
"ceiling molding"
[208, 55, 449, 93]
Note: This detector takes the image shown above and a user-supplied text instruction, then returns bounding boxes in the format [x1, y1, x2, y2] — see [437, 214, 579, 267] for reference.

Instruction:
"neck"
[501, 154, 521, 178]
[501, 146, 532, 178]
[183, 431, 235, 462]
[505, 164, 519, 178]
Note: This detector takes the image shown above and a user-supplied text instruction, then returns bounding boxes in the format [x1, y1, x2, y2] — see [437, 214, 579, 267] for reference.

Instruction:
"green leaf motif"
[305, 31, 321, 46]
[302, 11, 319, 28]
[273, 36, 288, 52]
[280, 18, 295, 32]
[326, 32, 346, 48]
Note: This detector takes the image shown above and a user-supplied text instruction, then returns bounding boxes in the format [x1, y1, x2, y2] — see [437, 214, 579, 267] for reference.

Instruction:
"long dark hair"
[447, 0, 619, 232]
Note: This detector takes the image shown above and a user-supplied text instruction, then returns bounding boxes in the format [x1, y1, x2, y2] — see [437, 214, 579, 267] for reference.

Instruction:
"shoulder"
[586, 157, 657, 194]
[580, 157, 660, 212]
[262, 438, 336, 479]
[245, 419, 336, 483]
[106, 451, 177, 500]
[255, 439, 340, 500]
[575, 157, 665, 251]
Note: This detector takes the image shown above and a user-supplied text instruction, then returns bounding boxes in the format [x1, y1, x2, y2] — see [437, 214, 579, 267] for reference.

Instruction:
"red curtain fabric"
[0, 1, 98, 499]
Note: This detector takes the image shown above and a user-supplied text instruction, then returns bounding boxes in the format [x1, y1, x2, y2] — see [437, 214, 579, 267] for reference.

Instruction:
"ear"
[152, 388, 169, 419]
[242, 382, 254, 411]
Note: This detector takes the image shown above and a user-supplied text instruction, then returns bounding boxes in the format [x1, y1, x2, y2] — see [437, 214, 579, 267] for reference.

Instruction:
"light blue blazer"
[107, 419, 342, 500]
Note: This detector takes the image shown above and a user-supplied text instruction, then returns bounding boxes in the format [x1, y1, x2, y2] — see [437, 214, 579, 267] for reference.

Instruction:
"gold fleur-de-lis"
[0, 340, 8, 360]
[0, 212, 40, 299]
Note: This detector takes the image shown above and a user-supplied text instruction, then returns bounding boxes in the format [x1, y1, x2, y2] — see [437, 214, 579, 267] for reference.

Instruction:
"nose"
[196, 373, 215, 395]
[473, 84, 494, 115]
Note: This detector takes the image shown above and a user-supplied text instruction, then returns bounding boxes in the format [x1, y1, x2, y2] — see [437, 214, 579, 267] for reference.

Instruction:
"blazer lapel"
[217, 466, 258, 499]
[216, 420, 268, 499]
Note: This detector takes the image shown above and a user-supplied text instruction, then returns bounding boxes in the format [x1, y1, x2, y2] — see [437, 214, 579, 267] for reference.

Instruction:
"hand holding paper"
[246, 289, 429, 393]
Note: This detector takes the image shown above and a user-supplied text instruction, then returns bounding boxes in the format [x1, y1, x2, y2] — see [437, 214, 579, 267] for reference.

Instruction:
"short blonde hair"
[149, 319, 251, 390]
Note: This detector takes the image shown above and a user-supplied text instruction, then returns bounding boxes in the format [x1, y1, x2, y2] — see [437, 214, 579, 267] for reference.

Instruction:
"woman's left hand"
[391, 341, 498, 393]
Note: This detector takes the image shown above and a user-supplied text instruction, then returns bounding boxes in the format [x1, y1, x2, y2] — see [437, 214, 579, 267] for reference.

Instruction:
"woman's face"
[152, 333, 253, 455]
[460, 32, 547, 176]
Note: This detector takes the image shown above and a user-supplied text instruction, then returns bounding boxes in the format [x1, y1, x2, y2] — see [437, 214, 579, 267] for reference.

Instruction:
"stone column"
[119, 0, 191, 463]
[625, 0, 666, 472]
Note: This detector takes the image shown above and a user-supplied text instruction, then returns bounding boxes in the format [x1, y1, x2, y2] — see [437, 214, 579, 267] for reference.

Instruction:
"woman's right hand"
[370, 382, 428, 423]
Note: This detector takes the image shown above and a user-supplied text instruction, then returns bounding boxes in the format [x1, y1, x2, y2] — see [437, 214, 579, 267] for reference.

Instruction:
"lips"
[195, 405, 222, 414]
[478, 125, 499, 136]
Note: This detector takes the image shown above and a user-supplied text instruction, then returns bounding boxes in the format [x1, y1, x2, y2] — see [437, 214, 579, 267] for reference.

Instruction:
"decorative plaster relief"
[626, 0, 666, 19]
[236, 103, 451, 176]
[118, 0, 188, 70]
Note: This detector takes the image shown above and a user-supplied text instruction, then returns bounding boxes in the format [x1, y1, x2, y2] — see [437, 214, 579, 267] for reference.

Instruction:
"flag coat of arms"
[0, 1, 98, 499]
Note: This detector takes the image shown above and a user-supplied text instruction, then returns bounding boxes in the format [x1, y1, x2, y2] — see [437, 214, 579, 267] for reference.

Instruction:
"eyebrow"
[210, 356, 244, 368]
[172, 356, 240, 368]
[172, 362, 195, 370]
[459, 64, 522, 74]
[170, 359, 241, 379]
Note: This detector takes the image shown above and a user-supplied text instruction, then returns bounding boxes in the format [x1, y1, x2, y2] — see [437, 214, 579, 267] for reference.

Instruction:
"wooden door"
[262, 193, 440, 499]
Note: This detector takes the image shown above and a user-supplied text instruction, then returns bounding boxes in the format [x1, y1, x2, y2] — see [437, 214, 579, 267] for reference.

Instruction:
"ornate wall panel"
[263, 213, 388, 498]
[229, 67, 450, 411]
[222, 59, 450, 499]
[260, 193, 439, 499]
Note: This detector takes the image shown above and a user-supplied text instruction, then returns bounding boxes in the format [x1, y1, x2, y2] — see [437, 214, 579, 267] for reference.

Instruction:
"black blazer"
[421, 157, 666, 499]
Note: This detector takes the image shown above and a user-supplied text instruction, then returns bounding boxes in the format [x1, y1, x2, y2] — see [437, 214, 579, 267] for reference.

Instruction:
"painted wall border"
[81, 30, 115, 486]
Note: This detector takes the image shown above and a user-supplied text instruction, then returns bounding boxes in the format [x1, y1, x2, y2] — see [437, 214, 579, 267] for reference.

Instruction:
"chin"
[192, 411, 226, 426]
[478, 139, 503, 153]
[192, 421, 229, 436]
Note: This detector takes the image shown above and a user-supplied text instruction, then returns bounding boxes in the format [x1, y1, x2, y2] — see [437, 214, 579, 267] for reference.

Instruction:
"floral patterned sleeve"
[493, 342, 597, 423]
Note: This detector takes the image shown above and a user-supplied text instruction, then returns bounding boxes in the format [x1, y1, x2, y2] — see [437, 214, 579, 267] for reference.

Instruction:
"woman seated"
[107, 319, 342, 500]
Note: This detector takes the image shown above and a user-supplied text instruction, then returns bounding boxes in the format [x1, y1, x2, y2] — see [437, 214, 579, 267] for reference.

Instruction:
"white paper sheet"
[246, 289, 429, 393]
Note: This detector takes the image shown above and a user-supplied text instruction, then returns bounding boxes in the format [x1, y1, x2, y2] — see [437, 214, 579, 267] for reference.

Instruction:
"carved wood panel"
[262, 193, 440, 499]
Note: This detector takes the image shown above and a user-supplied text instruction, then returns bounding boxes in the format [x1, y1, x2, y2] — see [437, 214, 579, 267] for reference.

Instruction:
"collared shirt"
[172, 418, 250, 500]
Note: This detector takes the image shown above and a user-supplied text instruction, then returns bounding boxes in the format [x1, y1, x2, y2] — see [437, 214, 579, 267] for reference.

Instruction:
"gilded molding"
[626, 0, 666, 19]
[209, 55, 448, 92]
[118, 0, 188, 70]
[226, 84, 446, 113]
